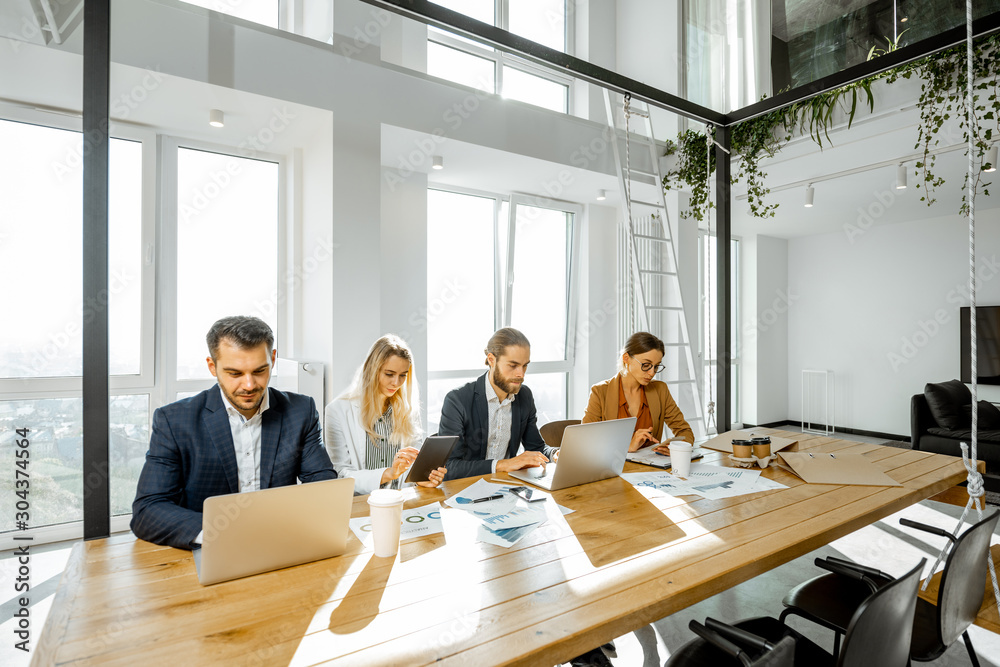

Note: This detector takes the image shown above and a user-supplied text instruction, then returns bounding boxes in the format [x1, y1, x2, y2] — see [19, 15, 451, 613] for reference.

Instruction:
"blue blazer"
[440, 373, 555, 480]
[130, 387, 336, 550]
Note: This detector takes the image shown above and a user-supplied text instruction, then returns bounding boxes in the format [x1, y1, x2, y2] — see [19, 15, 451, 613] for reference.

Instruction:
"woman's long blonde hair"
[341, 334, 421, 445]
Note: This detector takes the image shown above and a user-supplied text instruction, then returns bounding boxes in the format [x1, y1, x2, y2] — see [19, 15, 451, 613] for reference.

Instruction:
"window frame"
[159, 136, 288, 404]
[427, 0, 574, 113]
[425, 185, 581, 418]
[0, 104, 157, 394]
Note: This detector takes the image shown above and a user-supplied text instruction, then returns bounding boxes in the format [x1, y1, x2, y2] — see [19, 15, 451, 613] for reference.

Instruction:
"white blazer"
[324, 398, 419, 495]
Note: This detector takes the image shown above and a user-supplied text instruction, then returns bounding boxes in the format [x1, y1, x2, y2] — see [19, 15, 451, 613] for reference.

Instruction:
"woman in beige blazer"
[582, 332, 694, 452]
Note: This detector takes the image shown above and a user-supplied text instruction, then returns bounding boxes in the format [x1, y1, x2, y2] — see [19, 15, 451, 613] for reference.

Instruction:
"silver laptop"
[509, 417, 637, 491]
[193, 477, 355, 585]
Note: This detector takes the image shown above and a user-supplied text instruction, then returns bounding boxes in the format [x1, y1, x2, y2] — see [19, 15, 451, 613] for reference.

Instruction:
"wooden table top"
[33, 429, 972, 666]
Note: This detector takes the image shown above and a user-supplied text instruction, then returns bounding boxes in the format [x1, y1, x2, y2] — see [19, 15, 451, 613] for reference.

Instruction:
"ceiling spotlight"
[596, 189, 606, 201]
[209, 109, 225, 128]
[900, 16, 908, 23]
[985, 144, 998, 173]
[804, 184, 815, 208]
[896, 163, 907, 189]
[432, 155, 444, 170]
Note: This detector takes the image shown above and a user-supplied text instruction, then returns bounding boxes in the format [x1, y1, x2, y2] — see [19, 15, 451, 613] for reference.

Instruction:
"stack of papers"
[622, 463, 788, 500]
[442, 480, 572, 548]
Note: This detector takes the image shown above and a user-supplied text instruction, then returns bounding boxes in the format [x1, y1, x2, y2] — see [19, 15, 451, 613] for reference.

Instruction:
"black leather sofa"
[911, 380, 1000, 492]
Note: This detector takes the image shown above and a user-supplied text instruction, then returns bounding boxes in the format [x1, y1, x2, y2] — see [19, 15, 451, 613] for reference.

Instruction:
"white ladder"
[604, 90, 708, 439]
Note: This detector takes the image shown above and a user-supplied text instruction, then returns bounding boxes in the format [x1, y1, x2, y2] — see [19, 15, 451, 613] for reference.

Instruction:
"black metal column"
[715, 127, 732, 433]
[83, 0, 111, 540]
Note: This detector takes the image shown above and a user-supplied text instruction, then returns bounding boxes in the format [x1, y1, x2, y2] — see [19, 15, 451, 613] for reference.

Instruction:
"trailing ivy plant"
[886, 33, 998, 213]
[664, 32, 999, 220]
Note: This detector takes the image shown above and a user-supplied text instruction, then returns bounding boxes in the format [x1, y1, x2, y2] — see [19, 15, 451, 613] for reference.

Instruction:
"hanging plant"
[663, 32, 998, 220]
[888, 33, 998, 212]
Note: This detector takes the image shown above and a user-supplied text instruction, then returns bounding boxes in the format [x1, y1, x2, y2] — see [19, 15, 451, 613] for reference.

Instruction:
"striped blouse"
[366, 405, 402, 490]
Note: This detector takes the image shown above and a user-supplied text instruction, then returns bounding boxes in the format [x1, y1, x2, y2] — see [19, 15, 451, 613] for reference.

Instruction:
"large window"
[427, 0, 571, 113]
[425, 189, 579, 432]
[0, 117, 282, 547]
[0, 115, 153, 542]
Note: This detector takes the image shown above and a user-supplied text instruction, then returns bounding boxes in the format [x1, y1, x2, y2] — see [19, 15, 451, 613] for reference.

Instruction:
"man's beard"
[492, 365, 522, 395]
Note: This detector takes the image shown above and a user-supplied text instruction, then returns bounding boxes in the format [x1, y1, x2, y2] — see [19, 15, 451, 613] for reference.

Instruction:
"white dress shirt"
[484, 377, 515, 474]
[194, 386, 270, 545]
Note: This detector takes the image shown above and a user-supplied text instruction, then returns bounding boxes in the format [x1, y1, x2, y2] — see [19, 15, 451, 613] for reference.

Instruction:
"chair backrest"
[539, 419, 581, 448]
[838, 558, 924, 667]
[938, 510, 999, 645]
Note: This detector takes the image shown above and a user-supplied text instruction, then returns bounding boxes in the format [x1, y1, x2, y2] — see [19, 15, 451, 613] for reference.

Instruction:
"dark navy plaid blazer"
[130, 386, 336, 550]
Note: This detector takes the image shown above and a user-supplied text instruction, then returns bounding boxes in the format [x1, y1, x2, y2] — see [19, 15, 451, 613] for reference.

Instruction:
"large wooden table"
[33, 429, 972, 666]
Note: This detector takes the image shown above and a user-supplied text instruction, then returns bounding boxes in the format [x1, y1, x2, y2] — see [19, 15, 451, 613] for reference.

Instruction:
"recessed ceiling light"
[209, 109, 224, 128]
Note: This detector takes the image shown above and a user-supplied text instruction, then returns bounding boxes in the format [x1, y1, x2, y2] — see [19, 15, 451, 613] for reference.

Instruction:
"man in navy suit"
[440, 328, 559, 480]
[131, 316, 336, 550]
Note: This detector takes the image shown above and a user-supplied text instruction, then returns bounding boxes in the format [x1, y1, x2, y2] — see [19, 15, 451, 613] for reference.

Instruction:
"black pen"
[472, 494, 504, 503]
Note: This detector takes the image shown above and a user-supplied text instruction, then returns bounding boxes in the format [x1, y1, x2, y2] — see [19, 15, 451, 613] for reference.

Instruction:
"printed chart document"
[442, 479, 573, 547]
[622, 463, 788, 500]
[350, 502, 444, 549]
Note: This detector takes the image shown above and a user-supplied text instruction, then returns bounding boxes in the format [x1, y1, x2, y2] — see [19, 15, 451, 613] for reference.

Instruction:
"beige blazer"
[581, 375, 694, 444]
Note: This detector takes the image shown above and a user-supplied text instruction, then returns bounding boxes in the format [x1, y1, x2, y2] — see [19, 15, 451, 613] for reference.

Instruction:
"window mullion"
[503, 196, 517, 327]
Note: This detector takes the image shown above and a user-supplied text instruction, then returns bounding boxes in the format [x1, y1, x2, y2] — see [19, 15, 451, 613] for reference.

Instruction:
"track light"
[986, 145, 998, 173]
[896, 163, 907, 189]
[804, 184, 815, 208]
[432, 155, 444, 170]
[209, 109, 224, 128]
[596, 189, 606, 201]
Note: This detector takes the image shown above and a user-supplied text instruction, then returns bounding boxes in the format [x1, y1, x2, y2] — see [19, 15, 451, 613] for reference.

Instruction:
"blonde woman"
[582, 331, 694, 452]
[324, 335, 445, 495]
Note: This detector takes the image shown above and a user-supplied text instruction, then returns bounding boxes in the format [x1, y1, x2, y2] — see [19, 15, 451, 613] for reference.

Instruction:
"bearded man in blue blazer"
[131, 316, 336, 550]
[439, 328, 559, 480]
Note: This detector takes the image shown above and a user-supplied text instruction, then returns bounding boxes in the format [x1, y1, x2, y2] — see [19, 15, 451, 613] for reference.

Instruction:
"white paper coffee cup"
[668, 442, 694, 477]
[367, 489, 404, 557]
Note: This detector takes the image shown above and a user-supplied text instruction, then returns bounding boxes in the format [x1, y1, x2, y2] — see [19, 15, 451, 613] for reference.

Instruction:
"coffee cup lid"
[668, 441, 693, 449]
[368, 489, 404, 507]
[731, 439, 750, 445]
[749, 437, 771, 444]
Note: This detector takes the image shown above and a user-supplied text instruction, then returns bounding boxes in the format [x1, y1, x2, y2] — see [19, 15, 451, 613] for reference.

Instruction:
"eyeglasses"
[637, 361, 665, 373]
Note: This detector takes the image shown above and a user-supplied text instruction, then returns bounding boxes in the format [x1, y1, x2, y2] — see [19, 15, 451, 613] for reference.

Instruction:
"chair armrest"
[690, 619, 770, 667]
[704, 617, 774, 652]
[899, 517, 958, 544]
[815, 557, 886, 593]
[824, 556, 892, 580]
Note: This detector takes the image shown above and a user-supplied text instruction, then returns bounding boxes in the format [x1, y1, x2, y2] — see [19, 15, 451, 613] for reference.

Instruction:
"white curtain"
[684, 0, 771, 112]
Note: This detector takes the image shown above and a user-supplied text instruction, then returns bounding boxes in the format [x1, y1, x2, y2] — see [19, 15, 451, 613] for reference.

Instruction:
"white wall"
[787, 209, 1000, 437]
[738, 234, 789, 426]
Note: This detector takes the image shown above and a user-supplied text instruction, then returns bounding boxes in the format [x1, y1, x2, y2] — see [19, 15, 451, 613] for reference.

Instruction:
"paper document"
[626, 447, 706, 469]
[622, 463, 788, 500]
[350, 501, 443, 548]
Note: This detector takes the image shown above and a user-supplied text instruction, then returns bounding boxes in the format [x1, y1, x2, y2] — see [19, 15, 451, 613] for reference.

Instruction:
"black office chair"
[779, 510, 998, 666]
[666, 558, 926, 667]
[665, 619, 796, 667]
[539, 419, 580, 448]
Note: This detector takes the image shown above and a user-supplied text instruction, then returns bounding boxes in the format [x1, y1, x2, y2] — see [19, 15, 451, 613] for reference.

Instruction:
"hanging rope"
[920, 0, 1000, 619]
[704, 124, 717, 433]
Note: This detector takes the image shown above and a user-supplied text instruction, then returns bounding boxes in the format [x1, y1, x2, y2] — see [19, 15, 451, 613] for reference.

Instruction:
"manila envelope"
[701, 429, 798, 454]
[777, 452, 903, 487]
